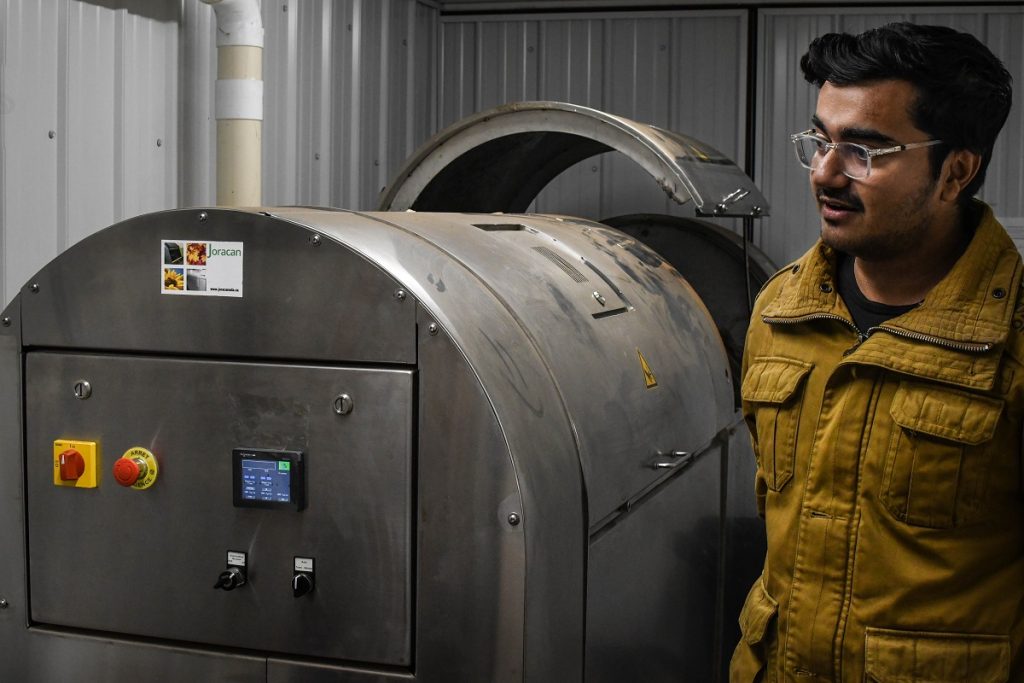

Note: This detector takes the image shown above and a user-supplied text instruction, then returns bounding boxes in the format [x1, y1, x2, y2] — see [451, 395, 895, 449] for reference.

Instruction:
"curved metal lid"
[378, 101, 769, 218]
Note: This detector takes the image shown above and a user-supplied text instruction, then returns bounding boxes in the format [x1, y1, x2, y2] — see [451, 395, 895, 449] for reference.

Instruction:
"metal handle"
[652, 450, 691, 469]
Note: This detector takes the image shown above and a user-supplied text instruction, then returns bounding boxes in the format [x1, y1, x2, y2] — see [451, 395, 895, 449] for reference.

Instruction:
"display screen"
[232, 448, 306, 510]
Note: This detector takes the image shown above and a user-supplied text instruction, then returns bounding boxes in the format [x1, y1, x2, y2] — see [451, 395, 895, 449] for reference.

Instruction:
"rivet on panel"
[428, 323, 439, 336]
[394, 289, 407, 301]
[309, 234, 322, 247]
[507, 513, 521, 526]
[0, 598, 8, 609]
[1, 317, 10, 327]
[199, 211, 208, 222]
[30, 284, 39, 293]
[333, 394, 354, 416]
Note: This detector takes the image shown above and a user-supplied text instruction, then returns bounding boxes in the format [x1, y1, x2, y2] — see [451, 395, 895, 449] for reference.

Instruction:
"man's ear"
[939, 149, 983, 203]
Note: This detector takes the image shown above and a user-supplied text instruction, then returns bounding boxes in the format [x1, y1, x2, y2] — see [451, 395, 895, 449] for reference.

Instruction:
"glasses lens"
[836, 143, 869, 179]
[793, 136, 823, 169]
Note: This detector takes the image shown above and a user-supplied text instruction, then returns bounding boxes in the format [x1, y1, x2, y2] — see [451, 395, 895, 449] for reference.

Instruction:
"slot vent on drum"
[532, 246, 589, 283]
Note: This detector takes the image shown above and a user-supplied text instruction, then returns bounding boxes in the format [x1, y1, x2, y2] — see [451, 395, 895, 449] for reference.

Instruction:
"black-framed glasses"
[790, 129, 944, 179]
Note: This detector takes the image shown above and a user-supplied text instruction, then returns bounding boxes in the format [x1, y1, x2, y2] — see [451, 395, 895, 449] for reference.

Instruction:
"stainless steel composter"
[0, 204, 762, 682]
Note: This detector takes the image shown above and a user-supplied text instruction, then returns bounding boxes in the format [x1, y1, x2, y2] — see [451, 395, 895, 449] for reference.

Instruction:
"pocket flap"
[865, 627, 1010, 683]
[738, 579, 778, 645]
[890, 382, 1004, 445]
[742, 357, 813, 405]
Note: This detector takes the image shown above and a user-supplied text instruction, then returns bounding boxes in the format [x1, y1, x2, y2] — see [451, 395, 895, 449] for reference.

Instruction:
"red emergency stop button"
[58, 449, 85, 481]
[113, 447, 159, 489]
[113, 458, 143, 486]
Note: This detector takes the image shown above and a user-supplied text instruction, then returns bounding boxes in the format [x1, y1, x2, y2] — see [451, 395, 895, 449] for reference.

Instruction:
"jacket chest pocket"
[742, 357, 813, 492]
[881, 381, 1004, 528]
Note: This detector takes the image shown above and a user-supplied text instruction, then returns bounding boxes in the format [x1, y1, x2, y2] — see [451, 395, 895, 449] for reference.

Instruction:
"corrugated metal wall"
[180, 0, 437, 210]
[0, 0, 179, 310]
[439, 11, 748, 223]
[756, 6, 1024, 266]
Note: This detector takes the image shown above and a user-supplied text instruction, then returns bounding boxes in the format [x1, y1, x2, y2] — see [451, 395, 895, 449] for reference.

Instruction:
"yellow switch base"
[53, 440, 98, 488]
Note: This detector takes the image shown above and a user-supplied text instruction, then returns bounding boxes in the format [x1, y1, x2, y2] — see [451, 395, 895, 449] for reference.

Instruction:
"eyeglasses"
[790, 129, 944, 179]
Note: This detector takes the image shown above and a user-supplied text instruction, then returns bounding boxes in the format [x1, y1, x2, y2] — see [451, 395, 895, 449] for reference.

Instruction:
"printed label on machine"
[161, 240, 243, 297]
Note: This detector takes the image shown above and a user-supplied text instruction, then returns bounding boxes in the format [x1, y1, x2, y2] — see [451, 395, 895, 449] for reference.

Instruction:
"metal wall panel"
[0, 0, 178, 310]
[180, 0, 438, 211]
[756, 6, 1024, 268]
[439, 11, 747, 225]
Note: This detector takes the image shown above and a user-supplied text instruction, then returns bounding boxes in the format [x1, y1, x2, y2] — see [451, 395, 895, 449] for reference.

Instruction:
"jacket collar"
[761, 202, 1023, 390]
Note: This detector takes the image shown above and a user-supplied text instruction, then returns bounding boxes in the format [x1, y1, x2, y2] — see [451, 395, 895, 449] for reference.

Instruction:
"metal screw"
[1, 317, 10, 327]
[394, 289, 406, 301]
[428, 323, 438, 336]
[30, 284, 39, 293]
[73, 380, 92, 400]
[199, 211, 208, 222]
[507, 513, 521, 526]
[0, 598, 8, 609]
[48, 130, 55, 139]
[333, 394, 354, 416]
[309, 234, 322, 246]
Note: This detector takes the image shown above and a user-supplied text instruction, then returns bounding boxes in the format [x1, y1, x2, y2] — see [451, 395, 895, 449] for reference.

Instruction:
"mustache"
[816, 188, 864, 211]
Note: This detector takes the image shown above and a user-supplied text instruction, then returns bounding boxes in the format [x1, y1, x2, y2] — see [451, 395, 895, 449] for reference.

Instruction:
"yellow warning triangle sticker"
[637, 348, 658, 389]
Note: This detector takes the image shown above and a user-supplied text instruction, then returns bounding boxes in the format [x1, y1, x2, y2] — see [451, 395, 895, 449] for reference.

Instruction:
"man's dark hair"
[800, 22, 1012, 202]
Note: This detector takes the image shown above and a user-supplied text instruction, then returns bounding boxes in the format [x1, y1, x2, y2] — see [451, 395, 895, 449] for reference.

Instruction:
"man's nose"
[812, 147, 850, 186]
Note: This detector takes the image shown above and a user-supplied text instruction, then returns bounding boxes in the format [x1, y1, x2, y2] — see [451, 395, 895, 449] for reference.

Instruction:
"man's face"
[809, 79, 944, 260]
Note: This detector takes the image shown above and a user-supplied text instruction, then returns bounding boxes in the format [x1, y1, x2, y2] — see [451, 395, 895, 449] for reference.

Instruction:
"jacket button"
[819, 282, 833, 293]
[993, 287, 1007, 299]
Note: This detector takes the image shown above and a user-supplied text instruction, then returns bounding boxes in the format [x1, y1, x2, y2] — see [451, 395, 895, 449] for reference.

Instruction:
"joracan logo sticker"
[161, 240, 243, 297]
[637, 348, 658, 389]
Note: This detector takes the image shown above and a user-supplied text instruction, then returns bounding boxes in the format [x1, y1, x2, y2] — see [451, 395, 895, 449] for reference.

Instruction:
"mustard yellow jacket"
[732, 204, 1024, 683]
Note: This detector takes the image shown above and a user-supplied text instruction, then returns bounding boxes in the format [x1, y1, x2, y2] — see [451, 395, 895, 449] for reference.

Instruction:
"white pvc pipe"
[200, 0, 264, 207]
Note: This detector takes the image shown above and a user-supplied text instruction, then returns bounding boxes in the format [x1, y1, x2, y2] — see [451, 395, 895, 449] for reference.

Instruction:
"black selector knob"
[292, 572, 314, 598]
[213, 567, 247, 591]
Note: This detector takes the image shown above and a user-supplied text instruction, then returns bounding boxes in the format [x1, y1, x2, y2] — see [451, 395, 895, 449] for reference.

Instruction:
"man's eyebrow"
[810, 115, 898, 145]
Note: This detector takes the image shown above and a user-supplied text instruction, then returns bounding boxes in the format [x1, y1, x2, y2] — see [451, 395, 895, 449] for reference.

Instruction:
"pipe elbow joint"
[200, 0, 264, 48]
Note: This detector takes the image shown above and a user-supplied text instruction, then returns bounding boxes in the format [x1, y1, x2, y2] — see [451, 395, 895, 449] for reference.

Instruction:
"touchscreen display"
[232, 448, 306, 510]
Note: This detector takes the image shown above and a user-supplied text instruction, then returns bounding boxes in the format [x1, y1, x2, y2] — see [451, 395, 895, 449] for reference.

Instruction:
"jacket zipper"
[866, 325, 992, 353]
[763, 314, 993, 353]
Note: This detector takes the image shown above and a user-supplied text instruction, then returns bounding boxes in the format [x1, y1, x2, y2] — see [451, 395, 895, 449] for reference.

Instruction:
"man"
[732, 23, 1019, 682]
